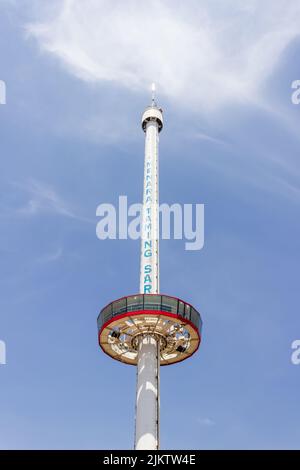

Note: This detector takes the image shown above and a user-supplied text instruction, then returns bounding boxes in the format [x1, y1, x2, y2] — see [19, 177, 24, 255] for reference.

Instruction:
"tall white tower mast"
[97, 86, 202, 451]
[135, 84, 163, 450]
[140, 83, 161, 297]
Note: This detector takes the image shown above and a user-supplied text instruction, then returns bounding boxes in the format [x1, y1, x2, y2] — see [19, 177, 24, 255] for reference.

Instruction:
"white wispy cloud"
[12, 179, 92, 222]
[36, 246, 63, 263]
[197, 417, 215, 427]
[26, 0, 300, 112]
[191, 131, 228, 146]
[15, 179, 75, 217]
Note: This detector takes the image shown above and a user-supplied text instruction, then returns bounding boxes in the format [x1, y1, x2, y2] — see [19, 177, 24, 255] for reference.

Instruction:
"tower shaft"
[97, 93, 202, 451]
[140, 119, 160, 295]
[135, 102, 163, 450]
[135, 336, 160, 450]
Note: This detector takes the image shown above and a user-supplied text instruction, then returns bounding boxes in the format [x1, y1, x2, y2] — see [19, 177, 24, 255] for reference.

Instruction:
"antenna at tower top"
[151, 82, 156, 106]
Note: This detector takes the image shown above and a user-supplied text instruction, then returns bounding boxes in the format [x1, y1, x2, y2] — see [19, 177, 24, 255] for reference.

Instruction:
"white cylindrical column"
[140, 117, 160, 295]
[136, 101, 163, 450]
[135, 336, 160, 450]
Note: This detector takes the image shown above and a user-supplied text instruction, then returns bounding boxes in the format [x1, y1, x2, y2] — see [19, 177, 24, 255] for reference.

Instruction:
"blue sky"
[0, 0, 300, 449]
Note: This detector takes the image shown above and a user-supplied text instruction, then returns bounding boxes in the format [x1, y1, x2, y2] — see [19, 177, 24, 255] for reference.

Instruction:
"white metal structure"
[135, 87, 163, 449]
[135, 336, 160, 449]
[139, 87, 162, 296]
[97, 86, 202, 450]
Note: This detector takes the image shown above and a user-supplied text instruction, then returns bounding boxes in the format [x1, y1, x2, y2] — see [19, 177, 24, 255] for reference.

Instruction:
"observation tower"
[97, 85, 203, 450]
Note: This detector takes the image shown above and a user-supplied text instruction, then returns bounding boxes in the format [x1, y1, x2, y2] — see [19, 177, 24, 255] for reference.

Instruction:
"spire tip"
[151, 83, 156, 106]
